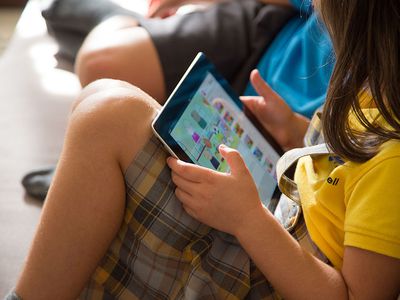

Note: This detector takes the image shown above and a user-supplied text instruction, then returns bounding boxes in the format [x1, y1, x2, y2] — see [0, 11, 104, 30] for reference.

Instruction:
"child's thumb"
[218, 145, 247, 176]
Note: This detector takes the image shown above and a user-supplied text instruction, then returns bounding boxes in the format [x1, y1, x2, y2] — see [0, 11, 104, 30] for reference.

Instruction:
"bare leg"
[15, 79, 160, 299]
[75, 16, 166, 102]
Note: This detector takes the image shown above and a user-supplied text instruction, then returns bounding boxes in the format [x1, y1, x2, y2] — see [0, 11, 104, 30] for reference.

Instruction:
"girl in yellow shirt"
[167, 0, 400, 298]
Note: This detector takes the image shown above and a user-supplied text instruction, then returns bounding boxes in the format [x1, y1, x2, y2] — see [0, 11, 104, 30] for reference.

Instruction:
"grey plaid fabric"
[80, 133, 329, 299]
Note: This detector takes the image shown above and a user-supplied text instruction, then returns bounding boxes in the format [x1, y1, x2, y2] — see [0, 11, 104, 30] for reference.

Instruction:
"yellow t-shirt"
[295, 116, 400, 269]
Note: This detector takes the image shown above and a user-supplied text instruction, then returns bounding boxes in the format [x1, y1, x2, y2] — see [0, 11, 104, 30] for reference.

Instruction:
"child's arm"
[341, 247, 400, 299]
[235, 203, 400, 299]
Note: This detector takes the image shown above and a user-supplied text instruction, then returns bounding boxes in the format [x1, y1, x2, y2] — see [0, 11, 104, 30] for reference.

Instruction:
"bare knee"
[71, 79, 160, 131]
[68, 79, 161, 170]
[71, 78, 133, 111]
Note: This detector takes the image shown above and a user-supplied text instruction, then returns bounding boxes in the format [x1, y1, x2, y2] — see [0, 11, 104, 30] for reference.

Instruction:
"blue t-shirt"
[244, 0, 334, 118]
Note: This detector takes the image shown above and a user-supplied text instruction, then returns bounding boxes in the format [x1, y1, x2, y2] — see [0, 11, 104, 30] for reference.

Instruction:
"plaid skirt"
[80, 136, 328, 300]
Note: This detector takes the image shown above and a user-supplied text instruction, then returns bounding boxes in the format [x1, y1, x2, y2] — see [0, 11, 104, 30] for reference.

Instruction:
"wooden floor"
[0, 8, 21, 54]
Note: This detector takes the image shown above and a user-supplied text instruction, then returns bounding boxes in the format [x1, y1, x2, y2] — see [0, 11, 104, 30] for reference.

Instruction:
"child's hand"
[240, 70, 309, 150]
[167, 145, 264, 236]
[147, 0, 181, 18]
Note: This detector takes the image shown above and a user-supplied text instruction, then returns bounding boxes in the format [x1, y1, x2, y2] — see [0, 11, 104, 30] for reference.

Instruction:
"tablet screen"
[153, 53, 282, 210]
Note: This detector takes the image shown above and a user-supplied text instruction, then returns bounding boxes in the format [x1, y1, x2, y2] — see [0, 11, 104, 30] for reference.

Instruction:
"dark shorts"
[139, 0, 294, 95]
[42, 0, 293, 94]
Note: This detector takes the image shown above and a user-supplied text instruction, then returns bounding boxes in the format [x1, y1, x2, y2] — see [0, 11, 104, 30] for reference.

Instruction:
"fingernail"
[176, 159, 185, 165]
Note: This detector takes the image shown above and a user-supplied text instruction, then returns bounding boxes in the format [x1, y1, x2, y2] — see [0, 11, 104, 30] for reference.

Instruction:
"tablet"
[152, 53, 283, 212]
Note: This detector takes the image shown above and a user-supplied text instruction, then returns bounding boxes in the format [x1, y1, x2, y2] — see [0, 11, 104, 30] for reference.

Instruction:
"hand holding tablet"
[152, 53, 285, 213]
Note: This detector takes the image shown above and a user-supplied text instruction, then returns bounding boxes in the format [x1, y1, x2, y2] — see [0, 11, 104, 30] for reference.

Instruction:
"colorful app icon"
[203, 138, 212, 148]
[233, 123, 244, 138]
[265, 157, 274, 173]
[223, 111, 234, 126]
[192, 132, 200, 143]
[210, 156, 220, 169]
[244, 135, 254, 149]
[253, 147, 263, 162]
[191, 110, 207, 129]
[202, 97, 210, 106]
[213, 100, 224, 113]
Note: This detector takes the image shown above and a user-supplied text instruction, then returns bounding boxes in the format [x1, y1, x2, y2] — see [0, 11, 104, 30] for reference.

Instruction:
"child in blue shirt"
[245, 0, 334, 118]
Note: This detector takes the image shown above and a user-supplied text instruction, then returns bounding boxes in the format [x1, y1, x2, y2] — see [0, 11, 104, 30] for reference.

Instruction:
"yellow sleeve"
[344, 157, 400, 259]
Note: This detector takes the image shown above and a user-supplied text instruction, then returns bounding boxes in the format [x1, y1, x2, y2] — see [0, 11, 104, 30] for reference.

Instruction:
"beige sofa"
[0, 0, 146, 296]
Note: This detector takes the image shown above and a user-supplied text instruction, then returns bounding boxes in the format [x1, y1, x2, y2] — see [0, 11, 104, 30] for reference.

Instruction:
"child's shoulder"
[366, 139, 400, 169]
[343, 140, 400, 189]
[350, 139, 400, 168]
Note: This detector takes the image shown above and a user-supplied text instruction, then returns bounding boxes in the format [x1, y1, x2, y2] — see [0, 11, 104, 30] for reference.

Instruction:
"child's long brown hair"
[318, 0, 400, 162]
